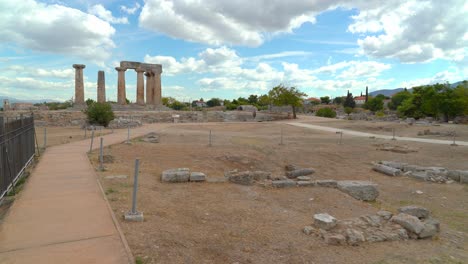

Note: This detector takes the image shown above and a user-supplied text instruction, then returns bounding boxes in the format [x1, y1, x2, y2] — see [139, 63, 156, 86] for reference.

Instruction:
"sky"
[0, 0, 467, 103]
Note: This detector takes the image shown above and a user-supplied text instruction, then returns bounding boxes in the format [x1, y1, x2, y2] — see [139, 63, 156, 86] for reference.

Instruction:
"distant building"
[12, 103, 36, 110]
[354, 96, 366, 105]
[3, 99, 11, 111]
[193, 100, 207, 108]
[304, 97, 321, 105]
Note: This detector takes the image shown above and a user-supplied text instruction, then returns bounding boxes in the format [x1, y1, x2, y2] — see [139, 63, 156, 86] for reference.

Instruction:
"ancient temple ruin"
[73, 61, 162, 107]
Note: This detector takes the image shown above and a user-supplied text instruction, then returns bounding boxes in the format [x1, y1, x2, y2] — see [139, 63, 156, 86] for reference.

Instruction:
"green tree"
[364, 97, 384, 112]
[343, 91, 356, 108]
[257, 94, 270, 107]
[85, 98, 95, 106]
[320, 96, 330, 104]
[344, 107, 353, 116]
[389, 90, 412, 110]
[85, 102, 115, 127]
[268, 85, 306, 119]
[206, 98, 221, 107]
[333, 96, 344, 105]
[170, 100, 187, 110]
[248, 94, 258, 104]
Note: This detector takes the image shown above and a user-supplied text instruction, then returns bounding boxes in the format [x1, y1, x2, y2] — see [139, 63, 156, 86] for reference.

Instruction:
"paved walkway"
[287, 122, 468, 146]
[0, 124, 160, 264]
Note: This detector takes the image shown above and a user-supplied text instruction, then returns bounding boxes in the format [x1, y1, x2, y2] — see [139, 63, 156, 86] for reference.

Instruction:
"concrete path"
[0, 124, 160, 264]
[287, 122, 468, 146]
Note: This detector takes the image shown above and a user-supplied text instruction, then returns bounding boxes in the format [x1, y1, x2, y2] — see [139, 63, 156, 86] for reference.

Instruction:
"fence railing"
[0, 114, 36, 199]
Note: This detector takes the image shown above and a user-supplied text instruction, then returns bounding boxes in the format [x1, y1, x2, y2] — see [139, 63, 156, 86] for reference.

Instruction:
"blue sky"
[0, 0, 467, 103]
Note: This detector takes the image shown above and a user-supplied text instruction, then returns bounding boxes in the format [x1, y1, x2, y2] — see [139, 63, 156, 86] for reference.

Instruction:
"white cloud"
[121, 2, 141, 15]
[349, 0, 468, 63]
[0, 0, 116, 64]
[89, 4, 129, 24]
[399, 67, 465, 88]
[4, 65, 74, 79]
[139, 0, 318, 46]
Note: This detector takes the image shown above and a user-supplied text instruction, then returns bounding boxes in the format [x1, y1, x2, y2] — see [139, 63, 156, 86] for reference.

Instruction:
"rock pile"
[373, 161, 468, 184]
[141, 132, 159, 143]
[375, 143, 418, 154]
[305, 206, 440, 246]
[417, 129, 456, 137]
[225, 170, 271, 185]
[161, 168, 207, 183]
[108, 118, 142, 129]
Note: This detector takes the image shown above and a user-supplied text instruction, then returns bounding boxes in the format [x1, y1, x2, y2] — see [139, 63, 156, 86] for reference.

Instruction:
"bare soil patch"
[35, 126, 111, 147]
[90, 120, 468, 264]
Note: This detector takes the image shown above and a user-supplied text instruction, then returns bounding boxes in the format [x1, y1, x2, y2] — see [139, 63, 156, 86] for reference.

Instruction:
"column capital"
[115, 67, 127, 72]
[73, 64, 86, 69]
[135, 67, 145, 73]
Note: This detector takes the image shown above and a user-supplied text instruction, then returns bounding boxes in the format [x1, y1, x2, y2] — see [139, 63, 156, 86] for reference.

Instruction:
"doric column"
[73, 64, 86, 105]
[97, 70, 106, 103]
[152, 72, 162, 106]
[135, 68, 145, 105]
[115, 67, 127, 105]
[145, 71, 154, 105]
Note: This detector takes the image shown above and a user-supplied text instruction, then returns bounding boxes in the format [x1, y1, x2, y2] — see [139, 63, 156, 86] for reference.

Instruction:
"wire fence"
[0, 114, 36, 199]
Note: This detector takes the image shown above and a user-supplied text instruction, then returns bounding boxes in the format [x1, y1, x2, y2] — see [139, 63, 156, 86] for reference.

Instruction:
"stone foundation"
[7, 109, 289, 127]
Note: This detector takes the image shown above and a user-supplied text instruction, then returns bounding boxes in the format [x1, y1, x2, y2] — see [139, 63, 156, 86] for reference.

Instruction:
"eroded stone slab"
[337, 181, 379, 201]
[314, 213, 337, 230]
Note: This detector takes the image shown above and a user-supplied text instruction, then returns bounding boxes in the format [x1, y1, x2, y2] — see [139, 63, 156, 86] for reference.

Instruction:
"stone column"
[73, 64, 86, 105]
[135, 68, 145, 105]
[116, 67, 127, 105]
[97, 70, 106, 103]
[145, 71, 154, 105]
[153, 72, 162, 106]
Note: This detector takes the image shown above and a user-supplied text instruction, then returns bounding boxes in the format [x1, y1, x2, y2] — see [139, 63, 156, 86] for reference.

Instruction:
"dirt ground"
[34, 126, 111, 148]
[298, 116, 468, 141]
[87, 118, 468, 264]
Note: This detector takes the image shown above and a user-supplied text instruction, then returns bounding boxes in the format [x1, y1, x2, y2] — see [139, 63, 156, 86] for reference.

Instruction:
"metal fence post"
[392, 128, 396, 140]
[131, 159, 140, 213]
[89, 128, 95, 153]
[280, 126, 284, 145]
[99, 137, 104, 171]
[43, 127, 47, 149]
[209, 130, 212, 147]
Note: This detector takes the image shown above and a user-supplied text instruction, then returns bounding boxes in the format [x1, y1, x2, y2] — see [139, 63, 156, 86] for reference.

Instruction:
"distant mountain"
[0, 96, 59, 107]
[369, 88, 406, 97]
[369, 80, 466, 97]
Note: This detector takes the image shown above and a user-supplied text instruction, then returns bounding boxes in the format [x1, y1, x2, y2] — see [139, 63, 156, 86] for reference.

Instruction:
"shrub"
[85, 102, 115, 127]
[344, 107, 353, 116]
[376, 111, 386, 117]
[316, 108, 337, 118]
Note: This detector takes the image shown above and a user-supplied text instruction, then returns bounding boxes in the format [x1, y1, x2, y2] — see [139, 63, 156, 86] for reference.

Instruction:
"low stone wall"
[6, 110, 289, 127]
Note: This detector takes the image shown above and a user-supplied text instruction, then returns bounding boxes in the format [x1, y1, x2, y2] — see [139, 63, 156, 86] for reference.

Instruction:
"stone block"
[303, 226, 314, 235]
[379, 161, 408, 170]
[272, 180, 296, 188]
[377, 210, 393, 220]
[226, 170, 255, 185]
[419, 222, 438, 239]
[447, 170, 461, 181]
[316, 179, 337, 188]
[251, 171, 271, 181]
[124, 211, 144, 222]
[337, 181, 379, 201]
[345, 229, 366, 246]
[373, 164, 401, 176]
[314, 213, 337, 230]
[297, 176, 311, 181]
[297, 181, 315, 187]
[391, 213, 424, 234]
[161, 168, 190, 183]
[190, 172, 206, 182]
[407, 171, 427, 181]
[286, 168, 315, 178]
[325, 234, 346, 245]
[398, 205, 430, 219]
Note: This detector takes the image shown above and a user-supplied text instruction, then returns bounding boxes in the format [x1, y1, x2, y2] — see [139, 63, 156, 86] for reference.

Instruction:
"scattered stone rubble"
[373, 161, 468, 184]
[161, 168, 206, 183]
[375, 143, 418, 154]
[225, 165, 379, 201]
[305, 206, 440, 246]
[417, 129, 456, 137]
[141, 132, 159, 143]
[108, 118, 142, 129]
